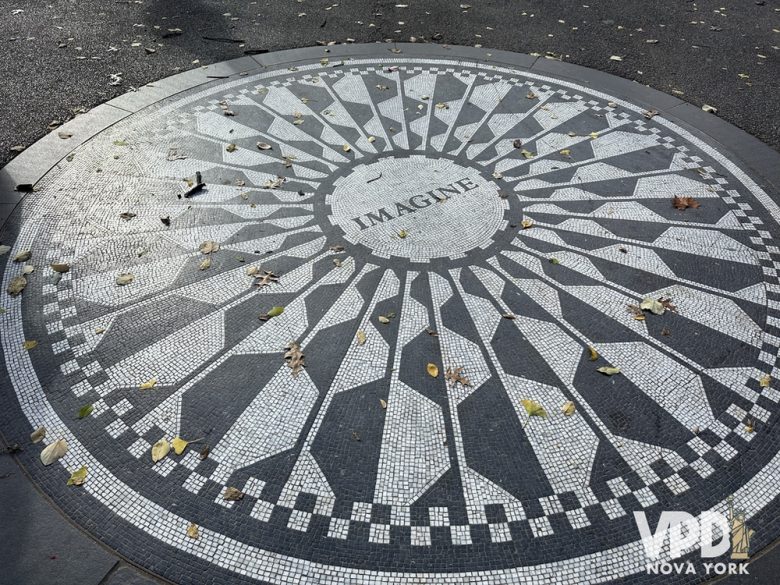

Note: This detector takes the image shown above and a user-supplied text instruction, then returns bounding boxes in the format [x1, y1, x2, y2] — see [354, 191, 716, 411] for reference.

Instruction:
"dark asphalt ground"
[1, 0, 779, 168]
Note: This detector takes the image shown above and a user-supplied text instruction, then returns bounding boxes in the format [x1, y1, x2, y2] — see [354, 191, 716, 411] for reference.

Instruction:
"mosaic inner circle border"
[1, 49, 780, 585]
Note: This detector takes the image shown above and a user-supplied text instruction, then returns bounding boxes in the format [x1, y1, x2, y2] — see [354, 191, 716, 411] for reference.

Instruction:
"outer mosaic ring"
[1, 44, 780, 585]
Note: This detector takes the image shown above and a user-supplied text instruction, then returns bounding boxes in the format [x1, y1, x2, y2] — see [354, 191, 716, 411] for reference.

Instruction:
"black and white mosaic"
[2, 54, 780, 584]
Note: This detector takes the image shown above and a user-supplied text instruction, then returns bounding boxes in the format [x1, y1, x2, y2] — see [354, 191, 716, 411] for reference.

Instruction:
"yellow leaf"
[521, 219, 534, 230]
[588, 346, 599, 361]
[380, 399, 387, 409]
[559, 148, 571, 156]
[562, 401, 576, 416]
[356, 330, 367, 345]
[760, 375, 771, 388]
[22, 340, 38, 350]
[521, 399, 547, 418]
[640, 297, 664, 315]
[597, 366, 621, 376]
[151, 438, 170, 463]
[139, 377, 157, 390]
[343, 144, 351, 152]
[367, 136, 376, 143]
[199, 256, 212, 271]
[115, 273, 134, 286]
[427, 363, 439, 378]
[40, 438, 68, 466]
[172, 436, 188, 456]
[67, 466, 87, 486]
[186, 523, 199, 539]
[226, 143, 237, 152]
[398, 229, 408, 239]
[378, 315, 390, 324]
[589, 131, 599, 139]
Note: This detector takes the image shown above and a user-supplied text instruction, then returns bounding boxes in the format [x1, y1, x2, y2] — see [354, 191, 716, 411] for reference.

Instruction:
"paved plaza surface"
[1, 4, 780, 585]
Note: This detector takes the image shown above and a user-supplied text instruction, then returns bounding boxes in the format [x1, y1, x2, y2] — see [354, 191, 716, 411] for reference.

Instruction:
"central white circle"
[328, 156, 506, 261]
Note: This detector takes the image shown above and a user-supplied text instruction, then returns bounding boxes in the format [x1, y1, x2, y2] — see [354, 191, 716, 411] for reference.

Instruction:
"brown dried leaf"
[672, 196, 701, 210]
[588, 346, 599, 361]
[187, 523, 200, 539]
[255, 270, 279, 288]
[445, 366, 471, 387]
[223, 487, 245, 501]
[7, 275, 27, 296]
[284, 341, 305, 377]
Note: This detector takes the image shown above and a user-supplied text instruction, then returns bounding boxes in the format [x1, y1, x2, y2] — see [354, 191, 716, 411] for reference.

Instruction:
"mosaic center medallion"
[1, 47, 780, 585]
[329, 156, 505, 261]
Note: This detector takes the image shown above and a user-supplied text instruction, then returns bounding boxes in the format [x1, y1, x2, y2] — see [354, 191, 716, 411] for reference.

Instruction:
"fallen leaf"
[58, 131, 74, 140]
[398, 229, 408, 239]
[609, 55, 623, 61]
[22, 340, 38, 350]
[379, 399, 387, 409]
[702, 104, 718, 114]
[521, 219, 534, 230]
[640, 297, 665, 315]
[435, 102, 449, 110]
[13, 250, 31, 262]
[151, 438, 170, 463]
[659, 297, 677, 313]
[492, 171, 503, 179]
[77, 404, 93, 419]
[284, 341, 305, 377]
[520, 149, 535, 159]
[427, 363, 439, 378]
[343, 144, 351, 152]
[224, 486, 244, 501]
[760, 374, 772, 388]
[40, 438, 68, 466]
[549, 257, 560, 265]
[139, 377, 157, 390]
[199, 445, 210, 460]
[588, 346, 599, 361]
[562, 401, 576, 416]
[589, 131, 599, 139]
[378, 315, 390, 324]
[521, 398, 547, 418]
[0, 245, 10, 255]
[367, 136, 376, 143]
[257, 142, 273, 150]
[559, 148, 571, 156]
[7, 276, 27, 296]
[21, 264, 34, 275]
[526, 90, 538, 100]
[67, 466, 88, 486]
[254, 270, 279, 288]
[30, 426, 46, 443]
[597, 366, 621, 376]
[119, 212, 136, 221]
[356, 330, 367, 345]
[199, 257, 212, 270]
[50, 263, 70, 273]
[115, 273, 134, 286]
[186, 523, 199, 539]
[643, 109, 658, 119]
[199, 240, 220, 254]
[445, 366, 471, 387]
[672, 195, 701, 210]
[745, 418, 755, 433]
[226, 143, 238, 152]
[172, 436, 188, 456]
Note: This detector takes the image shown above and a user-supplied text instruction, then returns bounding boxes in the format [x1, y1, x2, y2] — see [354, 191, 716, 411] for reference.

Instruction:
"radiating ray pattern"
[3, 56, 780, 579]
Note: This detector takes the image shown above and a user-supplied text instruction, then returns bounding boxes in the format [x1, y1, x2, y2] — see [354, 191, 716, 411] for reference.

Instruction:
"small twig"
[367, 172, 383, 184]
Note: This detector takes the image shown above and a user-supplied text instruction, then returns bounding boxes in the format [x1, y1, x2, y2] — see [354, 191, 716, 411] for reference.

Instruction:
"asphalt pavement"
[1, 0, 778, 169]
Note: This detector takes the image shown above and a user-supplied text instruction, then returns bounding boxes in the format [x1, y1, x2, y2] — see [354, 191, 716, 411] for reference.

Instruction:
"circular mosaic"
[2, 49, 780, 584]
